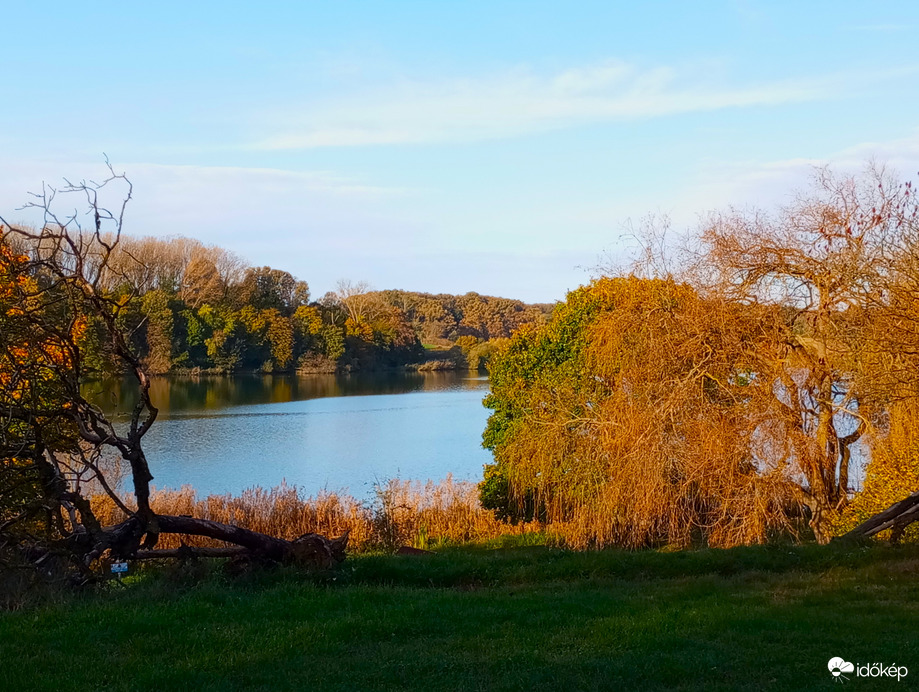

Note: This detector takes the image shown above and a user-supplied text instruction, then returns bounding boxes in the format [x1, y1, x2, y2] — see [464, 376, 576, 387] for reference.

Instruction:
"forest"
[4, 231, 550, 375]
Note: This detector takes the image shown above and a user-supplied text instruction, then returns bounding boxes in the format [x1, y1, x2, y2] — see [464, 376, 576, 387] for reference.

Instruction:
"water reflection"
[83, 372, 493, 497]
[84, 371, 489, 418]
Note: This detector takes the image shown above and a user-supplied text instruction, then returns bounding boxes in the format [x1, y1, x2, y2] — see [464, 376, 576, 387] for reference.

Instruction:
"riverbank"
[152, 357, 476, 377]
[137, 342, 478, 377]
[2, 542, 917, 690]
[89, 478, 543, 553]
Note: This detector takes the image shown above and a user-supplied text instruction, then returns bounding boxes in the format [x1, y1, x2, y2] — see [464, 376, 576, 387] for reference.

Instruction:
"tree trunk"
[809, 503, 834, 545]
[135, 546, 247, 560]
[104, 515, 349, 569]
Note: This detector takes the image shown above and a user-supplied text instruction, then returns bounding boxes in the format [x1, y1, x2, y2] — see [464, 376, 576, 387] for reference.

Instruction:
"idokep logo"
[828, 658, 855, 681]
[827, 657, 908, 683]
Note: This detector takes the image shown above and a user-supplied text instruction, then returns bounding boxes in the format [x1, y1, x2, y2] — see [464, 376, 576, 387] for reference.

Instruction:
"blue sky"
[2, 1, 918, 302]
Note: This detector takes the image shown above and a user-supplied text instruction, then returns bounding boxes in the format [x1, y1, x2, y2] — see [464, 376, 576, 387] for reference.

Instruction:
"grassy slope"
[2, 543, 919, 691]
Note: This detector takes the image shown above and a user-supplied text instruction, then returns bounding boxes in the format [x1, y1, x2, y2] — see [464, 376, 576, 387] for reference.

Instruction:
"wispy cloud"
[113, 163, 414, 245]
[253, 60, 869, 150]
[125, 162, 407, 199]
[666, 128, 919, 225]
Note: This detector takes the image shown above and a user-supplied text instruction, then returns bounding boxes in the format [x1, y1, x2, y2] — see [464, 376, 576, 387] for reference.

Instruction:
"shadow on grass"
[4, 541, 918, 691]
[339, 540, 919, 589]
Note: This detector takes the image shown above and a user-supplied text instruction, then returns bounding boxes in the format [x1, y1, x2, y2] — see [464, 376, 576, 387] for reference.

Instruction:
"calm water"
[84, 372, 493, 498]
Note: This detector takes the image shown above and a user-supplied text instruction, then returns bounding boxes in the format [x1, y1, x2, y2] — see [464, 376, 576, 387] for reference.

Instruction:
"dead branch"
[842, 490, 919, 540]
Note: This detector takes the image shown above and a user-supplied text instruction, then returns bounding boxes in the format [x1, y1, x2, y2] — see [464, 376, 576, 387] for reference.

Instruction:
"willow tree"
[1, 168, 346, 584]
[483, 167, 919, 546]
[483, 276, 800, 548]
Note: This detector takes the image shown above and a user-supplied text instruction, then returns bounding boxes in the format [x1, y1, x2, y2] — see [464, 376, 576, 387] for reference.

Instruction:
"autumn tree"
[0, 238, 84, 559]
[370, 289, 551, 346]
[828, 172, 919, 539]
[836, 399, 919, 541]
[180, 249, 224, 308]
[689, 169, 896, 541]
[140, 289, 175, 373]
[334, 279, 375, 324]
[483, 277, 799, 547]
[483, 167, 919, 546]
[265, 309, 295, 370]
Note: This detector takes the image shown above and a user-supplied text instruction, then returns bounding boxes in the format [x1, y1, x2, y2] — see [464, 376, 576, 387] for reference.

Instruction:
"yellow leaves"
[835, 401, 919, 541]
[70, 316, 88, 341]
[345, 317, 373, 341]
[266, 311, 294, 369]
[293, 305, 323, 335]
[0, 235, 27, 266]
[237, 304, 267, 334]
[1, 235, 79, 417]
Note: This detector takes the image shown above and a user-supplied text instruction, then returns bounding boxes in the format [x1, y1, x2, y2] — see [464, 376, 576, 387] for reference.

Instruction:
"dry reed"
[90, 475, 542, 553]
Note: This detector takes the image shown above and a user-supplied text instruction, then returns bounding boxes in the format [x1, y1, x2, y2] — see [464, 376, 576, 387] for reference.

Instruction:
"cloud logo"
[828, 657, 855, 680]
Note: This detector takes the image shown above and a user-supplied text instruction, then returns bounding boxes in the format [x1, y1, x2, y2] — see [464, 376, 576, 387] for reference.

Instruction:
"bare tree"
[334, 279, 378, 324]
[1, 165, 346, 582]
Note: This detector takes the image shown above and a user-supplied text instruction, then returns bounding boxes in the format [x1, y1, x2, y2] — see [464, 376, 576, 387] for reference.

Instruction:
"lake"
[84, 372, 494, 498]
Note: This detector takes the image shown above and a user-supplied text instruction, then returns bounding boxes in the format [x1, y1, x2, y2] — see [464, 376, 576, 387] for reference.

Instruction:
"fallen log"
[842, 490, 919, 540]
[104, 515, 349, 569]
[156, 515, 292, 559]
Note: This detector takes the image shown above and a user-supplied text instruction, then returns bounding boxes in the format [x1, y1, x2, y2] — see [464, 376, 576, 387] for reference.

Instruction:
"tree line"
[5, 232, 550, 375]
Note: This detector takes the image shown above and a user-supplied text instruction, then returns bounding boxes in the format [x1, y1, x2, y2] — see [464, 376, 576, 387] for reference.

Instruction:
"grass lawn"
[2, 542, 918, 691]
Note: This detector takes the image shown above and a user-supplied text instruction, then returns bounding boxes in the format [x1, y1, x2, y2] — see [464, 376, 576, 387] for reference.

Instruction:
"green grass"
[2, 542, 919, 691]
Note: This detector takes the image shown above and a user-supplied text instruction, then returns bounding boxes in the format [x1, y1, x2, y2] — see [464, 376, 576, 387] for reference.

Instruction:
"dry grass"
[90, 475, 542, 553]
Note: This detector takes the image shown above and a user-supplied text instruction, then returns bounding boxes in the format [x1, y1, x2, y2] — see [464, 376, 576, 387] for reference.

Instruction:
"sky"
[2, 1, 919, 303]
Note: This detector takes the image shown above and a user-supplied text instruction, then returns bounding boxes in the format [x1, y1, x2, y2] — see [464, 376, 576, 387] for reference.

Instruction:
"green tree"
[238, 266, 309, 316]
[321, 325, 346, 361]
[199, 304, 243, 371]
[141, 289, 174, 374]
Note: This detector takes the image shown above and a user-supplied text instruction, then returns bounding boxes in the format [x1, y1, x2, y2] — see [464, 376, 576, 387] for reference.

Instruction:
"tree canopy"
[482, 167, 919, 547]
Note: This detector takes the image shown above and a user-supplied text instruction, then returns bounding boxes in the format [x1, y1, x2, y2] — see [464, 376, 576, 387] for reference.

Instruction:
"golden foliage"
[835, 401, 919, 540]
[0, 232, 82, 409]
[489, 277, 797, 549]
[90, 476, 542, 553]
